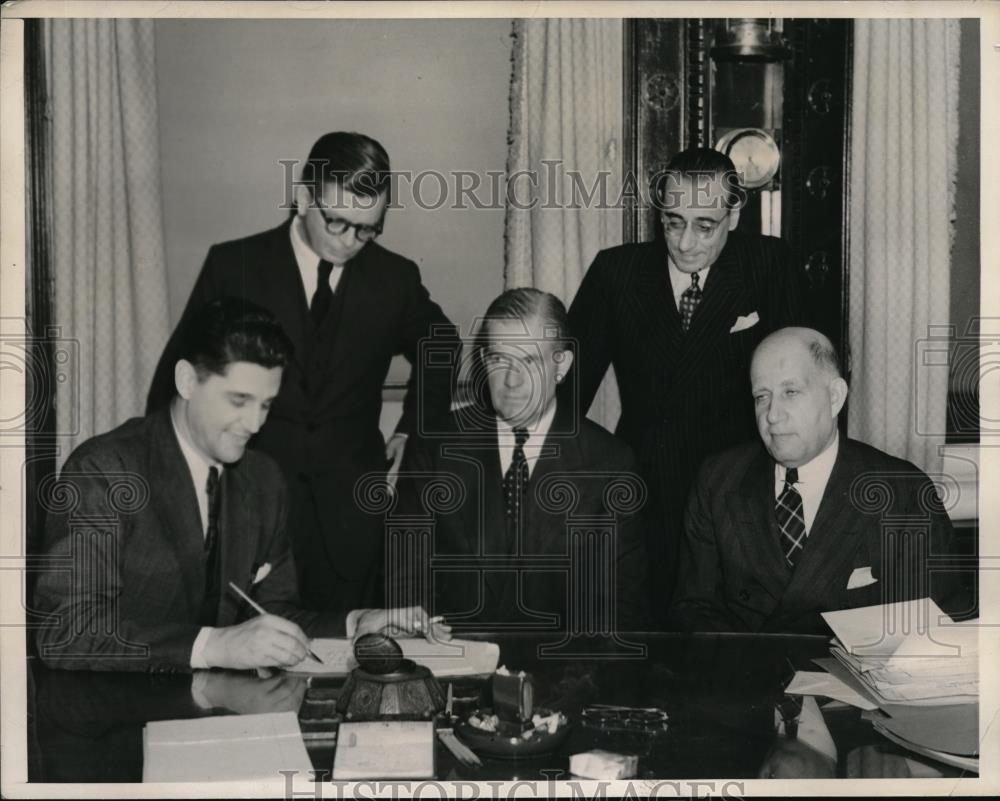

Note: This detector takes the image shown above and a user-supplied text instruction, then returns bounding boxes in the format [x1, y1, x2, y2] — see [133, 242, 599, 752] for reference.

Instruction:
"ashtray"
[454, 707, 572, 759]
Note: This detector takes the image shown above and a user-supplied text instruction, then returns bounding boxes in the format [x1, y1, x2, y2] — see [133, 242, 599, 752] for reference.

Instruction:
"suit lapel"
[442, 430, 508, 604]
[738, 447, 793, 601]
[671, 244, 745, 392]
[214, 462, 258, 626]
[524, 403, 581, 555]
[322, 244, 380, 380]
[780, 440, 863, 606]
[630, 243, 684, 373]
[267, 221, 311, 373]
[150, 409, 210, 618]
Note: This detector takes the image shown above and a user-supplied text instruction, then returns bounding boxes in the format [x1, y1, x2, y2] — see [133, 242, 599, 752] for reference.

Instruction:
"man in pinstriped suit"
[567, 147, 809, 627]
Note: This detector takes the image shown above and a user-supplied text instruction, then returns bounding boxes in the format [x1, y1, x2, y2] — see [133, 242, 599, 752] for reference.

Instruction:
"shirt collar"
[496, 401, 558, 441]
[170, 401, 224, 491]
[778, 430, 840, 485]
[666, 258, 711, 297]
[289, 215, 323, 271]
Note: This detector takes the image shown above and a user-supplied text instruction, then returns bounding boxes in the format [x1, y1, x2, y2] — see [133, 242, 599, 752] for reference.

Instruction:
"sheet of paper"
[332, 721, 435, 779]
[143, 711, 312, 782]
[822, 598, 951, 659]
[288, 637, 500, 677]
[786, 670, 879, 710]
[812, 657, 886, 709]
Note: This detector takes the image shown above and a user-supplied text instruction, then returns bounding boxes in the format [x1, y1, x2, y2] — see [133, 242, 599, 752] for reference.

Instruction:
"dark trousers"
[286, 474, 383, 613]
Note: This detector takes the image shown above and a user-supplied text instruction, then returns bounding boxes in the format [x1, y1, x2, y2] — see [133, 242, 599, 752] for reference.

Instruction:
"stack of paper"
[821, 599, 978, 707]
[810, 599, 979, 772]
[143, 711, 313, 782]
[288, 637, 500, 677]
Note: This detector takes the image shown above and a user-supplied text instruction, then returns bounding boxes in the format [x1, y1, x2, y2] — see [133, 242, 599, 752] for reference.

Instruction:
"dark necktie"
[205, 466, 221, 554]
[310, 259, 335, 325]
[200, 466, 223, 625]
[502, 428, 530, 521]
[775, 467, 807, 566]
[679, 271, 702, 333]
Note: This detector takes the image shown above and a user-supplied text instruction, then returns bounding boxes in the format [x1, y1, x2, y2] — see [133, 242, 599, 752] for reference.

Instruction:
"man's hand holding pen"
[202, 614, 314, 670]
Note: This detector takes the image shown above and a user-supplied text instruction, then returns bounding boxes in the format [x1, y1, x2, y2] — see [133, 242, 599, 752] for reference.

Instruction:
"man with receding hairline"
[568, 147, 809, 627]
[393, 288, 647, 633]
[668, 326, 970, 633]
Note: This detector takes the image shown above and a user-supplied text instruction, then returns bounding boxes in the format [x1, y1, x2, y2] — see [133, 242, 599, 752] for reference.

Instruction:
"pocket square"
[252, 562, 272, 585]
[729, 311, 760, 334]
[847, 566, 877, 590]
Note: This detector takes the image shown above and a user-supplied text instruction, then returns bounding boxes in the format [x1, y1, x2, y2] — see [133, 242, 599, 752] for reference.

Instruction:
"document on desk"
[822, 598, 957, 659]
[821, 599, 978, 702]
[143, 711, 312, 782]
[288, 637, 500, 676]
[786, 670, 879, 710]
[333, 721, 435, 779]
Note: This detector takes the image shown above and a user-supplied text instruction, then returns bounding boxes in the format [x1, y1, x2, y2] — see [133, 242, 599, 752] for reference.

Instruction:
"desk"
[27, 633, 968, 783]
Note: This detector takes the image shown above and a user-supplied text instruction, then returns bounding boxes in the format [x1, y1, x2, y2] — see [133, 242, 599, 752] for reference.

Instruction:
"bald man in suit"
[668, 328, 971, 633]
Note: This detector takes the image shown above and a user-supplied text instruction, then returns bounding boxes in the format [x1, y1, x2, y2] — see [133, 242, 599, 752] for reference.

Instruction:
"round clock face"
[716, 128, 781, 188]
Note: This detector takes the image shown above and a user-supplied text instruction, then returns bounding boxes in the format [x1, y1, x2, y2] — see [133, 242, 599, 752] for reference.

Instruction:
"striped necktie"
[775, 467, 807, 565]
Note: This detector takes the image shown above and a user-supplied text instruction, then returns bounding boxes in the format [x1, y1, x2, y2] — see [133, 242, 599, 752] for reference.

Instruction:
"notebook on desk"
[143, 711, 313, 782]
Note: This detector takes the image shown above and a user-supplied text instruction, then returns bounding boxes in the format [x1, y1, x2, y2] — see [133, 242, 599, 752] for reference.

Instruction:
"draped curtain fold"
[44, 19, 170, 463]
[504, 19, 624, 430]
[847, 18, 960, 476]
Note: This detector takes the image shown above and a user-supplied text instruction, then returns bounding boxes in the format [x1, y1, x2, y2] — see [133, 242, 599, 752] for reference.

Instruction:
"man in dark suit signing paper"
[147, 132, 461, 614]
[668, 327, 972, 634]
[567, 147, 808, 622]
[35, 299, 444, 672]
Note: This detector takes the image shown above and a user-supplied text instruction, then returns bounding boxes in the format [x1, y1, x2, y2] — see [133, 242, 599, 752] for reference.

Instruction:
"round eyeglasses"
[661, 213, 728, 241]
[316, 206, 383, 242]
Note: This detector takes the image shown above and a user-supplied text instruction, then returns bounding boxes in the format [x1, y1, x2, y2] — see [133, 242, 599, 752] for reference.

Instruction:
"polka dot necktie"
[679, 271, 702, 333]
[775, 467, 807, 566]
[502, 428, 530, 521]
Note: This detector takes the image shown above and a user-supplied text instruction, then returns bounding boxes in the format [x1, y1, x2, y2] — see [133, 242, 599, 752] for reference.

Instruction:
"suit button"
[739, 589, 750, 602]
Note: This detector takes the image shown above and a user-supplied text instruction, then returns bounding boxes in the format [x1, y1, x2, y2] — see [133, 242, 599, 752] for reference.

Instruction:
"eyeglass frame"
[314, 204, 384, 242]
[660, 208, 735, 241]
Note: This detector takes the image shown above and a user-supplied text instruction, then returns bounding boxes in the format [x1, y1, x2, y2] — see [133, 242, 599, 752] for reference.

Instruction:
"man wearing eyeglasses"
[567, 146, 809, 628]
[147, 132, 460, 615]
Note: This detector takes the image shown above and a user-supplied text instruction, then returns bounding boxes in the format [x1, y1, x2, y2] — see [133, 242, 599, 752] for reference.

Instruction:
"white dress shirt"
[496, 402, 557, 478]
[170, 405, 224, 669]
[666, 260, 711, 310]
[290, 215, 345, 301]
[773, 432, 840, 534]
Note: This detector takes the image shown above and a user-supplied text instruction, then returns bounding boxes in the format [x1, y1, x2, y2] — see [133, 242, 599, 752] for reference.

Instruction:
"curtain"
[44, 20, 170, 464]
[504, 19, 623, 431]
[847, 19, 960, 476]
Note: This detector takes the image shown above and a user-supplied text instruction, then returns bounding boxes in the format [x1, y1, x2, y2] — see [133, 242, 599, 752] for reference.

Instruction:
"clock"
[715, 128, 781, 189]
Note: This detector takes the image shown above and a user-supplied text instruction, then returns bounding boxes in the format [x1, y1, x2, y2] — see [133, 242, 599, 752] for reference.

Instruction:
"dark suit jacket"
[146, 220, 459, 581]
[391, 402, 647, 632]
[668, 438, 973, 634]
[566, 233, 808, 605]
[33, 407, 345, 672]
